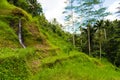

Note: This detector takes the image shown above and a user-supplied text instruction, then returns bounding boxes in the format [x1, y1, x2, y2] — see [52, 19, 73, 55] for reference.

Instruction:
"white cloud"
[38, 0, 120, 26]
[106, 0, 120, 20]
[38, 0, 66, 24]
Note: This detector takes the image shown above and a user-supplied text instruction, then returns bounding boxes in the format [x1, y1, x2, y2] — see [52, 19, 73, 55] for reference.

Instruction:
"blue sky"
[38, 0, 120, 25]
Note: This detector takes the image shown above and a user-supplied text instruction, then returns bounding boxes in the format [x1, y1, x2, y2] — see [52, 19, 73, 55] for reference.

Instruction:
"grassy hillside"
[32, 52, 120, 80]
[0, 0, 49, 48]
[0, 0, 14, 15]
[1, 48, 120, 80]
[0, 0, 19, 48]
[0, 0, 120, 80]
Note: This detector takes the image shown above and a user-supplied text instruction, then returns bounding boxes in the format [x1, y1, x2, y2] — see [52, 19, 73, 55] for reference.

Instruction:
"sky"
[38, 0, 120, 25]
[38, 0, 66, 24]
[105, 0, 120, 20]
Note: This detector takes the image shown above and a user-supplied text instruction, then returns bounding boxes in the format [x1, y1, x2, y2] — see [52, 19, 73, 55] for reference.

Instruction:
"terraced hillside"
[0, 0, 120, 80]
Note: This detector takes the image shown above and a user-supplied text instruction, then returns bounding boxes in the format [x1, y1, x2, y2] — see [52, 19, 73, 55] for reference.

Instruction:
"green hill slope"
[1, 48, 120, 80]
[0, 0, 120, 80]
[32, 52, 120, 80]
[0, 0, 49, 48]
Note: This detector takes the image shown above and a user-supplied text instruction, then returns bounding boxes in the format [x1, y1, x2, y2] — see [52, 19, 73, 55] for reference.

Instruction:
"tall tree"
[94, 20, 105, 59]
[27, 0, 43, 16]
[63, 0, 76, 48]
[74, 0, 109, 55]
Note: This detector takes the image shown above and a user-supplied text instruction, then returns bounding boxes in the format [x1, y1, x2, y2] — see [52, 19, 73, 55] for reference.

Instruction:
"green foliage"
[32, 51, 120, 80]
[103, 20, 120, 66]
[37, 15, 73, 52]
[75, 19, 120, 67]
[0, 0, 14, 9]
[63, 0, 110, 28]
[11, 7, 32, 20]
[0, 58, 29, 80]
[0, 0, 15, 15]
[7, 0, 43, 16]
[0, 48, 35, 80]
[0, 20, 19, 47]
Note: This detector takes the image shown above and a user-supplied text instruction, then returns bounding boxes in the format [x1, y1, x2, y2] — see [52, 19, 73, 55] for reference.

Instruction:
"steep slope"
[0, 0, 49, 48]
[0, 0, 19, 48]
[1, 48, 120, 80]
[32, 52, 120, 80]
[0, 0, 120, 80]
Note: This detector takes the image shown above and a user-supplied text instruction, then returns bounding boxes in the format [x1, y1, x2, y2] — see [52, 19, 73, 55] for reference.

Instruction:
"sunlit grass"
[0, 0, 13, 9]
[0, 48, 35, 59]
[0, 20, 19, 47]
[32, 52, 120, 80]
[0, 0, 15, 15]
[0, 48, 36, 80]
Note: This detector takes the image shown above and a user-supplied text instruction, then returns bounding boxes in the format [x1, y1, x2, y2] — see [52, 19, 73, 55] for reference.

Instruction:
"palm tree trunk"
[70, 0, 75, 48]
[99, 41, 102, 60]
[81, 39, 83, 46]
[73, 33, 75, 48]
[88, 26, 91, 56]
[104, 29, 107, 40]
[99, 29, 102, 60]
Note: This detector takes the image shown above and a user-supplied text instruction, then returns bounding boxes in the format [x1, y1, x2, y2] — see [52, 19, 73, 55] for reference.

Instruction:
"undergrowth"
[0, 20, 19, 48]
[32, 51, 120, 80]
[0, 48, 35, 80]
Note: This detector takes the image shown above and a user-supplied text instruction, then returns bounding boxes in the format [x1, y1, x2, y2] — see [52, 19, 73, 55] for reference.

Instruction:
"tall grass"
[39, 27, 73, 53]
[0, 20, 19, 47]
[0, 48, 35, 80]
[0, 0, 15, 15]
[32, 51, 120, 80]
[0, 48, 35, 59]
[0, 0, 13, 9]
[0, 48, 120, 80]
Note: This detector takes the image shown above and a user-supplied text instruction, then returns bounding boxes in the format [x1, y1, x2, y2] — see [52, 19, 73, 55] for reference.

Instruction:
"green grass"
[0, 0, 13, 8]
[0, 48, 35, 59]
[1, 48, 120, 80]
[38, 26, 73, 52]
[0, 0, 32, 20]
[41, 51, 90, 65]
[0, 48, 36, 80]
[0, 0, 33, 48]
[0, 20, 20, 48]
[0, 0, 15, 15]
[32, 51, 120, 80]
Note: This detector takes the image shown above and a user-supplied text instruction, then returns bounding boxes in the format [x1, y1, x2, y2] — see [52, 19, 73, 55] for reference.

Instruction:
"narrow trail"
[18, 19, 26, 48]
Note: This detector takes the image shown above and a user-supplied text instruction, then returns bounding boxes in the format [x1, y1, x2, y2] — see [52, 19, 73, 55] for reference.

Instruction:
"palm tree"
[63, 0, 76, 48]
[87, 24, 91, 56]
[94, 20, 105, 59]
[80, 25, 97, 55]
